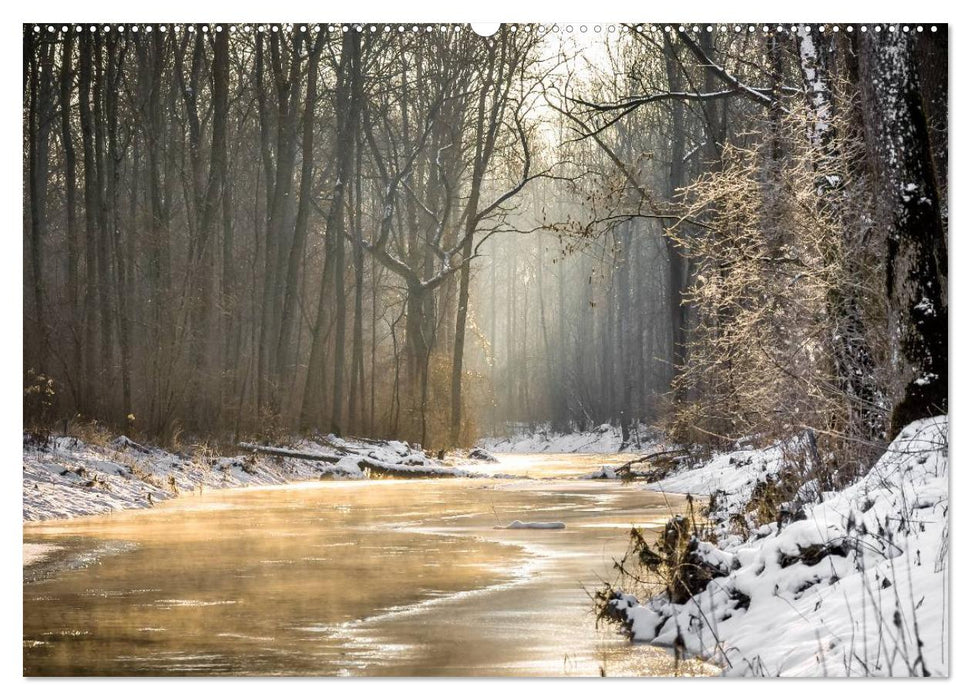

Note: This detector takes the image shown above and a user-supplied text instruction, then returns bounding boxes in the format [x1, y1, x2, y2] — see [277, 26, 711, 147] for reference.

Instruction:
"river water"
[23, 453, 715, 677]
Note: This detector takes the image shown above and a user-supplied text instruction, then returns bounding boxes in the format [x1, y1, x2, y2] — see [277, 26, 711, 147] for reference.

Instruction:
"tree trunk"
[349, 138, 367, 432]
[94, 34, 114, 403]
[60, 32, 81, 399]
[663, 35, 688, 385]
[859, 29, 948, 435]
[277, 32, 324, 413]
[26, 33, 53, 377]
[797, 27, 885, 444]
[78, 32, 101, 414]
[302, 30, 362, 433]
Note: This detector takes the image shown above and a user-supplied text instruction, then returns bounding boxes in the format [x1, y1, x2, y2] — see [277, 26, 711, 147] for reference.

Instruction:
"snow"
[24, 419, 948, 676]
[606, 416, 948, 677]
[22, 433, 470, 522]
[797, 27, 833, 147]
[496, 520, 566, 530]
[478, 423, 653, 454]
[648, 438, 792, 522]
[581, 465, 621, 480]
[914, 296, 935, 316]
[23, 543, 61, 567]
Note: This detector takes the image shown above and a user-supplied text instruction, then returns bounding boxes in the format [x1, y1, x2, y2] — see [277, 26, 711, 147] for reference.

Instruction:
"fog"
[24, 23, 947, 456]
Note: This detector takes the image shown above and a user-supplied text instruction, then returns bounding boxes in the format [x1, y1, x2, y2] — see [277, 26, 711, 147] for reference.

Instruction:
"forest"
[23, 23, 948, 461]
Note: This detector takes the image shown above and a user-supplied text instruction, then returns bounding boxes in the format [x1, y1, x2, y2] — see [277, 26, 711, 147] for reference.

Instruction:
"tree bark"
[60, 32, 81, 398]
[663, 35, 688, 385]
[302, 30, 362, 433]
[797, 27, 885, 444]
[859, 29, 948, 435]
[26, 33, 54, 377]
[77, 31, 101, 414]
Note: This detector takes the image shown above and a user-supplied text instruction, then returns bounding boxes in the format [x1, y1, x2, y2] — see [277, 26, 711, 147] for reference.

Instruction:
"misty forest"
[23, 23, 948, 677]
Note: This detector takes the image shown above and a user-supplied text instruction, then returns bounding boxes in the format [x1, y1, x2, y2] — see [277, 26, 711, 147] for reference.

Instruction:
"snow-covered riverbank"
[478, 423, 657, 454]
[604, 416, 949, 677]
[22, 434, 473, 522]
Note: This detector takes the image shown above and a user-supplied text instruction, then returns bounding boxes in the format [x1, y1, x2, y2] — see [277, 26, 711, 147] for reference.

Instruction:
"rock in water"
[468, 448, 500, 463]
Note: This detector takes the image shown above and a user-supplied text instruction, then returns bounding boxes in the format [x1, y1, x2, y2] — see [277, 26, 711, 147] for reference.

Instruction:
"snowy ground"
[22, 434, 473, 522]
[478, 423, 656, 453]
[605, 416, 949, 677]
[24, 419, 949, 677]
[648, 437, 792, 521]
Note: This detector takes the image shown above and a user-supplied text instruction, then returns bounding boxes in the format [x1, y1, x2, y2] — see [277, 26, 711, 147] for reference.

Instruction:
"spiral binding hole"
[26, 23, 939, 37]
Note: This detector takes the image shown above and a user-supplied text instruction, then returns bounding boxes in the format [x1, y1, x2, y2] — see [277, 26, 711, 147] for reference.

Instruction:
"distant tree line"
[24, 24, 947, 459]
[24, 24, 545, 447]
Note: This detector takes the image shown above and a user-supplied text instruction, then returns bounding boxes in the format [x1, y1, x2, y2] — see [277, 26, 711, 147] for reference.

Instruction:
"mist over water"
[24, 455, 714, 677]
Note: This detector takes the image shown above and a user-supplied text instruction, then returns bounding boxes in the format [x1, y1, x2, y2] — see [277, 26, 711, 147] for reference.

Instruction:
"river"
[23, 453, 716, 677]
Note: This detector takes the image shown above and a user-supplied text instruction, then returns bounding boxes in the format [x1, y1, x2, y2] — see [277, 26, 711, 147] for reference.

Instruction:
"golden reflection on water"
[23, 454, 718, 677]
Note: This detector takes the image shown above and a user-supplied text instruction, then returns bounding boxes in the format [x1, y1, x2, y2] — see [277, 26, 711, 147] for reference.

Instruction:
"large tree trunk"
[216, 30, 238, 417]
[138, 32, 175, 436]
[254, 34, 279, 414]
[797, 27, 885, 444]
[405, 283, 431, 441]
[201, 27, 230, 422]
[450, 41, 502, 445]
[60, 31, 81, 403]
[328, 32, 363, 437]
[663, 35, 688, 385]
[105, 37, 132, 422]
[278, 32, 324, 416]
[77, 32, 101, 415]
[258, 32, 304, 413]
[302, 30, 362, 433]
[26, 33, 53, 377]
[914, 27, 948, 238]
[348, 141, 367, 432]
[93, 35, 114, 404]
[449, 233, 475, 444]
[859, 28, 948, 435]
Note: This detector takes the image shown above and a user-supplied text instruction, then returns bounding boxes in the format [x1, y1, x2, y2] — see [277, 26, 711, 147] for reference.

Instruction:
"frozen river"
[23, 453, 715, 676]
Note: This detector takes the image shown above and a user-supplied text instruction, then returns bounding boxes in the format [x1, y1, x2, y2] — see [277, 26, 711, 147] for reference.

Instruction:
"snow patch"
[478, 423, 656, 454]
[607, 417, 948, 677]
[496, 520, 566, 530]
[23, 433, 464, 522]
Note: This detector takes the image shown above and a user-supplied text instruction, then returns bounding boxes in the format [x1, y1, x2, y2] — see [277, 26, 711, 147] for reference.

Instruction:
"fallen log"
[238, 443, 463, 478]
[587, 448, 692, 482]
[307, 435, 353, 455]
[620, 447, 689, 471]
[356, 458, 463, 479]
[238, 443, 342, 463]
[330, 434, 393, 447]
[111, 435, 153, 455]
